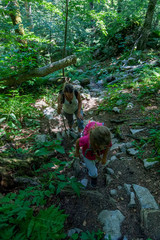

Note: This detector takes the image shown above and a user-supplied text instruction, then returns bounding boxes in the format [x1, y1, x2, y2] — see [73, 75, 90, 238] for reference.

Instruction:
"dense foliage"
[0, 0, 159, 239]
[0, 0, 159, 82]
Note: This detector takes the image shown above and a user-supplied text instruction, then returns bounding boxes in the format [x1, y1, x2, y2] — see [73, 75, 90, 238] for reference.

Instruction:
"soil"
[54, 89, 159, 240]
[58, 114, 159, 240]
[1, 88, 159, 240]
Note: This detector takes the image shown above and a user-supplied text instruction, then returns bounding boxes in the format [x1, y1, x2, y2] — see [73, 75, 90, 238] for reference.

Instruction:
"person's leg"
[83, 156, 98, 187]
[83, 156, 98, 178]
[75, 109, 84, 133]
[63, 111, 74, 129]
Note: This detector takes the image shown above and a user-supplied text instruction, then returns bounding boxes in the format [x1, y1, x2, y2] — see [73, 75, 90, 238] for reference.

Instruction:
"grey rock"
[105, 174, 113, 185]
[35, 134, 48, 143]
[106, 168, 115, 175]
[130, 128, 145, 135]
[141, 209, 160, 239]
[110, 156, 117, 161]
[14, 177, 40, 186]
[72, 80, 80, 84]
[98, 210, 125, 240]
[68, 228, 82, 237]
[110, 189, 117, 196]
[77, 69, 83, 73]
[133, 184, 159, 209]
[128, 192, 136, 208]
[127, 148, 138, 156]
[80, 179, 88, 188]
[43, 107, 55, 119]
[125, 142, 133, 148]
[126, 103, 134, 109]
[112, 107, 120, 113]
[119, 144, 126, 153]
[124, 183, 132, 196]
[110, 143, 121, 151]
[112, 138, 119, 144]
[116, 152, 124, 158]
[143, 158, 159, 169]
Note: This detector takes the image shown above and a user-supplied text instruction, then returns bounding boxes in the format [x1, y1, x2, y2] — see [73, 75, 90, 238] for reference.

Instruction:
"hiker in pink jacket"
[75, 121, 112, 187]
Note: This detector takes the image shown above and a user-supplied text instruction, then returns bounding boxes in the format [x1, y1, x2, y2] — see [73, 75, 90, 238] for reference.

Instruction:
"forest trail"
[1, 76, 159, 240]
[40, 81, 160, 240]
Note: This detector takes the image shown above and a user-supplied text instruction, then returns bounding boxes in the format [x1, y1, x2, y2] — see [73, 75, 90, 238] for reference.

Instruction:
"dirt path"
[41, 89, 159, 240]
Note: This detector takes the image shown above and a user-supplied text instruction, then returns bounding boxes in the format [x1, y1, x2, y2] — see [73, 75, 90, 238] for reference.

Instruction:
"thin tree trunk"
[8, 0, 27, 44]
[1, 55, 77, 86]
[25, 1, 34, 31]
[62, 0, 69, 77]
[137, 0, 158, 50]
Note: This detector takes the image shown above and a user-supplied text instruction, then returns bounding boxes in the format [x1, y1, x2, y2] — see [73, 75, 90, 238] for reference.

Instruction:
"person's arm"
[57, 94, 62, 115]
[75, 138, 80, 157]
[101, 146, 110, 165]
[77, 92, 83, 119]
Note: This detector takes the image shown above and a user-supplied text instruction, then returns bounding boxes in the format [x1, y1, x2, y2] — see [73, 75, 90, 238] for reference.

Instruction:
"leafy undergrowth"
[0, 50, 160, 240]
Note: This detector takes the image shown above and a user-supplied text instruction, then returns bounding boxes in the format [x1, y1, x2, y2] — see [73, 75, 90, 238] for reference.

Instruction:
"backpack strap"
[59, 89, 78, 104]
[74, 89, 78, 98]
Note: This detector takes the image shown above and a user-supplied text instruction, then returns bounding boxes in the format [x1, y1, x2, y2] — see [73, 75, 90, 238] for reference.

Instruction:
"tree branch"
[1, 55, 77, 86]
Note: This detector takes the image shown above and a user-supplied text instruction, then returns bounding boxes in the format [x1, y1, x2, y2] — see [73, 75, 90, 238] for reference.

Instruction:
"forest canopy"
[0, 0, 159, 87]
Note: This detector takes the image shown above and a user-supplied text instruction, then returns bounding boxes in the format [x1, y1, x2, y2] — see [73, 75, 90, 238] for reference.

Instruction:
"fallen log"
[1, 55, 77, 86]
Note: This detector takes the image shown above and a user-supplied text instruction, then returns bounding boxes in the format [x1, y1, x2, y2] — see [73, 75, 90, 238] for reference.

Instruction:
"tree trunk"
[62, 0, 69, 77]
[24, 1, 34, 31]
[1, 55, 77, 86]
[137, 0, 158, 50]
[8, 0, 27, 44]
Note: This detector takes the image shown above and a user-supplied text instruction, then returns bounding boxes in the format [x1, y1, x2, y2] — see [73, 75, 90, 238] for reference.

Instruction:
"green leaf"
[56, 182, 68, 195]
[71, 233, 79, 239]
[71, 181, 81, 197]
[57, 174, 66, 181]
[0, 117, 6, 123]
[55, 145, 65, 154]
[27, 218, 35, 238]
[44, 190, 52, 197]
[34, 148, 49, 156]
[49, 183, 56, 192]
[9, 113, 17, 121]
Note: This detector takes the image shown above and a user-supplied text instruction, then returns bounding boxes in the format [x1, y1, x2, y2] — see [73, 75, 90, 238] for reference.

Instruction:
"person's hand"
[57, 107, 61, 115]
[77, 111, 83, 120]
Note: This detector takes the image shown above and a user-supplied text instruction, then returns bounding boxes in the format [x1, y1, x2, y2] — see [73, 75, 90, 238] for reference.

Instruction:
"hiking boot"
[90, 177, 97, 187]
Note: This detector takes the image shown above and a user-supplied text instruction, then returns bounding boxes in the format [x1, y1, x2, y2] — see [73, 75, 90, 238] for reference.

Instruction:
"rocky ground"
[1, 76, 159, 240]
[39, 79, 160, 240]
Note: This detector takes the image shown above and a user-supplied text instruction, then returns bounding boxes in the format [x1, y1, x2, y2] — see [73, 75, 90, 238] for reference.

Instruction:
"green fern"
[0, 194, 67, 240]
